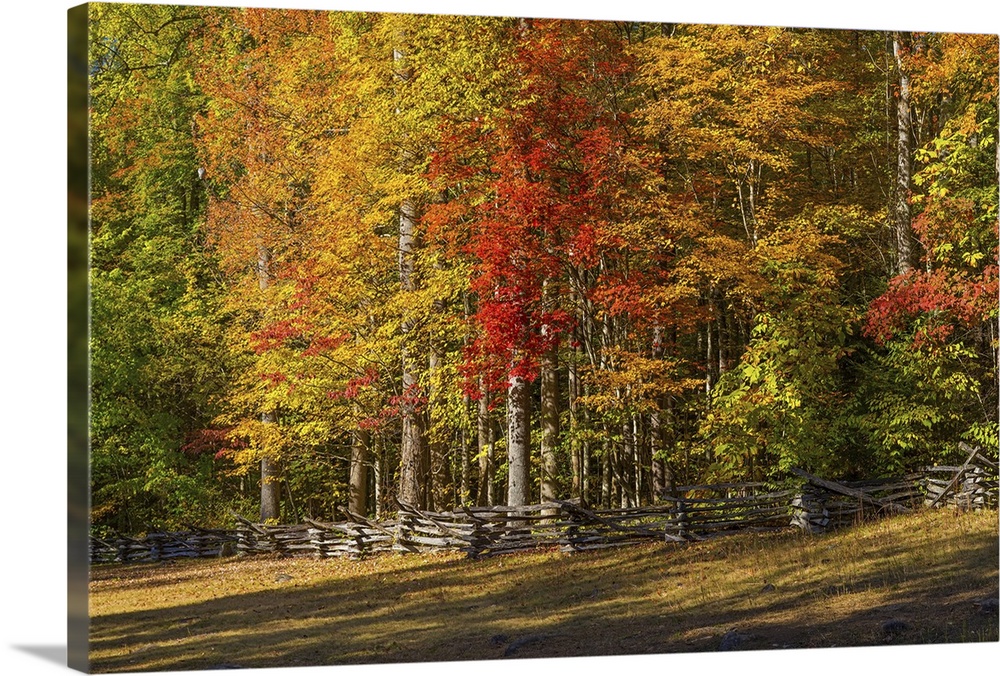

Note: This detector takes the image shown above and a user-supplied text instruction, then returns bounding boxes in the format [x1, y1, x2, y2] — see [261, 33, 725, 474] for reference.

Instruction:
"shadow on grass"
[88, 514, 999, 673]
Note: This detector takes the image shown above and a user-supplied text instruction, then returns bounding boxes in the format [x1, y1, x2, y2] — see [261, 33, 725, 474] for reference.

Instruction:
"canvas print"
[69, 1, 999, 673]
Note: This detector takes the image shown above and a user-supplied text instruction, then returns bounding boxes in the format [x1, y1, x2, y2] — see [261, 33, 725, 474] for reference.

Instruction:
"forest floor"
[88, 508, 998, 673]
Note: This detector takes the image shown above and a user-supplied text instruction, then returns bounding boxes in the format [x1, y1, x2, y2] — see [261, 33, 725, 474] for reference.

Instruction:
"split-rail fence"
[90, 452, 997, 565]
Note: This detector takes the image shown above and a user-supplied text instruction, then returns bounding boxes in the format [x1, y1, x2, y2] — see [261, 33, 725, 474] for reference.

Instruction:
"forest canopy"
[87, 3, 999, 532]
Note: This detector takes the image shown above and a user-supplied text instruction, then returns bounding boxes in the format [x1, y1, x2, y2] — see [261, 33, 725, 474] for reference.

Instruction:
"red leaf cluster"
[250, 319, 303, 353]
[448, 20, 635, 393]
[180, 427, 244, 459]
[326, 367, 380, 401]
[864, 266, 998, 347]
[260, 371, 288, 386]
[301, 333, 349, 357]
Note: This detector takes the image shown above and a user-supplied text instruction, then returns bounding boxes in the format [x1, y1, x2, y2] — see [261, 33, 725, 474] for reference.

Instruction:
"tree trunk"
[428, 348, 449, 510]
[373, 434, 384, 520]
[650, 325, 666, 497]
[540, 342, 560, 507]
[256, 245, 281, 522]
[622, 418, 634, 508]
[634, 415, 649, 504]
[717, 301, 729, 377]
[394, 31, 427, 510]
[601, 433, 612, 508]
[259, 413, 281, 523]
[568, 350, 581, 498]
[459, 394, 472, 506]
[396, 184, 426, 509]
[995, 93, 1000, 380]
[398, 385, 424, 508]
[349, 429, 369, 515]
[507, 373, 531, 507]
[650, 407, 665, 496]
[477, 379, 495, 505]
[582, 381, 592, 506]
[704, 307, 714, 395]
[892, 31, 916, 275]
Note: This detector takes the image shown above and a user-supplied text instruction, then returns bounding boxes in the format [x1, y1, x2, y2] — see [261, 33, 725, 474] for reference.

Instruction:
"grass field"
[88, 508, 999, 672]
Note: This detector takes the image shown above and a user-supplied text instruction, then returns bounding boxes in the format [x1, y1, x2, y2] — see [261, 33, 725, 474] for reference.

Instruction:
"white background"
[1, 1, 997, 675]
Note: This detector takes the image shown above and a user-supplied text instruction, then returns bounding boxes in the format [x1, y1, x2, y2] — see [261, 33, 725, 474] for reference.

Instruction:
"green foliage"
[89, 3, 236, 531]
[701, 217, 857, 480]
[855, 339, 994, 474]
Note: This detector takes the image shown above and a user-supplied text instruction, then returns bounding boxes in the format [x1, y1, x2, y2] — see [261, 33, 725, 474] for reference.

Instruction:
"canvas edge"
[68, 3, 91, 673]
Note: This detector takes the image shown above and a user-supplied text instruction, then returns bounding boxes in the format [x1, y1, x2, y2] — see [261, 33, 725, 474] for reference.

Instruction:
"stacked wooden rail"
[90, 458, 998, 564]
[89, 525, 237, 564]
[789, 469, 925, 532]
[922, 448, 998, 509]
[658, 484, 797, 539]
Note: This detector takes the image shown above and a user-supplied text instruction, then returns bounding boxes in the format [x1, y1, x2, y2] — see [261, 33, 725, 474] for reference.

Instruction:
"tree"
[196, 7, 348, 521]
[89, 3, 236, 530]
[862, 32, 999, 470]
[444, 20, 637, 506]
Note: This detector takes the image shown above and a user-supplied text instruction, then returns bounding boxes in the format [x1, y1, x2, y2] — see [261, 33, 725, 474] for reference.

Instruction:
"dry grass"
[89, 508, 999, 672]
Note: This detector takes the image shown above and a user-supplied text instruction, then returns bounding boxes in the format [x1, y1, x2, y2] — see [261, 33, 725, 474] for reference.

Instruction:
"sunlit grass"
[89, 508, 999, 672]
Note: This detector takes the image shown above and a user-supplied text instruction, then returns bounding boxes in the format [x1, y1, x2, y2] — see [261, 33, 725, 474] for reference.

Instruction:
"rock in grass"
[974, 597, 998, 614]
[719, 630, 745, 651]
[760, 583, 775, 593]
[275, 573, 293, 583]
[881, 619, 909, 635]
[503, 634, 545, 657]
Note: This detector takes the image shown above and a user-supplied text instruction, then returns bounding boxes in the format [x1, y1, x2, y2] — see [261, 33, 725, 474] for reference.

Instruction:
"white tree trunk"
[257, 246, 281, 523]
[507, 373, 531, 507]
[893, 32, 915, 275]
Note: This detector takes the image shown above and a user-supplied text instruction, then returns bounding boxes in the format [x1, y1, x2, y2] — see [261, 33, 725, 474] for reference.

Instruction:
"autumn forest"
[88, 3, 999, 533]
